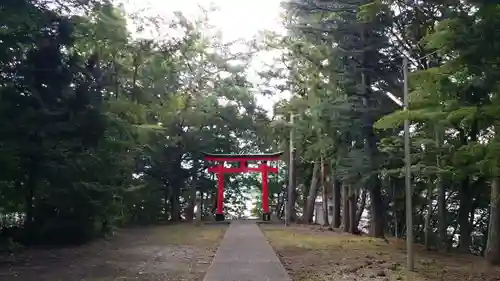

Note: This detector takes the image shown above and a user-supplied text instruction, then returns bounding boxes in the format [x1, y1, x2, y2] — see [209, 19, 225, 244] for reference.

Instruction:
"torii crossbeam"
[203, 151, 283, 221]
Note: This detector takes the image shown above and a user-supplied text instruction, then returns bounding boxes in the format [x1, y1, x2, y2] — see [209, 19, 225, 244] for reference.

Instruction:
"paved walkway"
[203, 220, 291, 281]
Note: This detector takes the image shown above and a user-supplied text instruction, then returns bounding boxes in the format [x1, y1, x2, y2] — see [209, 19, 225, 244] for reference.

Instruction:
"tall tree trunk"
[131, 55, 140, 102]
[295, 184, 304, 221]
[363, 106, 385, 238]
[425, 181, 433, 250]
[356, 189, 367, 228]
[275, 189, 285, 219]
[277, 192, 285, 219]
[186, 164, 199, 222]
[437, 183, 447, 250]
[112, 53, 120, 99]
[392, 179, 399, 237]
[458, 179, 472, 252]
[314, 205, 318, 224]
[302, 180, 310, 220]
[360, 45, 384, 238]
[331, 177, 341, 228]
[301, 190, 309, 219]
[348, 185, 357, 233]
[342, 184, 350, 232]
[482, 212, 490, 257]
[458, 128, 474, 252]
[436, 126, 446, 251]
[305, 161, 320, 223]
[321, 157, 329, 226]
[185, 188, 195, 221]
[291, 188, 299, 222]
[24, 177, 35, 235]
[170, 186, 181, 222]
[485, 177, 500, 264]
[369, 180, 385, 238]
[485, 124, 500, 264]
[164, 182, 171, 221]
[210, 190, 217, 216]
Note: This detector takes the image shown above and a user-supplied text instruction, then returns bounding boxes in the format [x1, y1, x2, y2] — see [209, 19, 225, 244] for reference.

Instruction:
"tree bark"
[186, 164, 199, 222]
[24, 178, 35, 235]
[425, 181, 433, 250]
[356, 189, 367, 228]
[210, 191, 217, 215]
[348, 185, 357, 233]
[392, 179, 399, 237]
[457, 128, 474, 252]
[437, 182, 447, 250]
[342, 184, 350, 232]
[331, 177, 341, 228]
[436, 126, 447, 251]
[321, 157, 329, 226]
[458, 179, 472, 252]
[485, 124, 500, 264]
[304, 161, 320, 223]
[485, 177, 500, 264]
[369, 180, 385, 238]
[185, 186, 196, 221]
[360, 40, 384, 238]
[170, 186, 181, 222]
[275, 188, 285, 219]
[164, 183, 171, 221]
[301, 183, 309, 220]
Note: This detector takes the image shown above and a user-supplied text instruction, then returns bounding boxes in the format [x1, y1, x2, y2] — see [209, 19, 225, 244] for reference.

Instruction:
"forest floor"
[261, 224, 500, 281]
[0, 223, 227, 281]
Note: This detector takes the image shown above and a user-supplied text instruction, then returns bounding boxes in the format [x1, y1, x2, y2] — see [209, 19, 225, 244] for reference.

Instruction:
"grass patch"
[264, 227, 383, 251]
[145, 223, 227, 247]
[261, 224, 500, 281]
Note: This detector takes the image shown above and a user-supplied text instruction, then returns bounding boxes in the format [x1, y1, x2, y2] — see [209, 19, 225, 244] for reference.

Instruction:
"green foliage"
[264, 0, 500, 258]
[0, 0, 272, 246]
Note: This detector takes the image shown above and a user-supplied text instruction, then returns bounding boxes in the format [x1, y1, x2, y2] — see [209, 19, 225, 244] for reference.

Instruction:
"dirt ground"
[261, 224, 500, 281]
[0, 223, 227, 281]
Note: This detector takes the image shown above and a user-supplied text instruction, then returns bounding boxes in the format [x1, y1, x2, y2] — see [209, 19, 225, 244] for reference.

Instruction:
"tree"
[0, 0, 274, 246]
[259, 0, 500, 266]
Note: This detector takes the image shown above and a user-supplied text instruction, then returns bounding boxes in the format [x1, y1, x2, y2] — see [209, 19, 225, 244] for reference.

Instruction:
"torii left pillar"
[214, 164, 226, 221]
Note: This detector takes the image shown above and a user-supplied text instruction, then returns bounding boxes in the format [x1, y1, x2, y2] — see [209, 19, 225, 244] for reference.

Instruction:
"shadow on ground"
[0, 223, 227, 281]
[261, 224, 500, 281]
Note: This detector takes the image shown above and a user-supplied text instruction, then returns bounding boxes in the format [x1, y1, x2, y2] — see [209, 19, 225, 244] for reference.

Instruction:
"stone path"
[203, 220, 291, 281]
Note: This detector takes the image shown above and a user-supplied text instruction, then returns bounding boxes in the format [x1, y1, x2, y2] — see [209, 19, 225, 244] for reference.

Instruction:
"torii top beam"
[202, 151, 284, 162]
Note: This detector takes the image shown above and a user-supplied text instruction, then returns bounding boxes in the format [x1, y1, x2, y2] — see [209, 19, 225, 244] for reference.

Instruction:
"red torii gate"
[203, 151, 283, 221]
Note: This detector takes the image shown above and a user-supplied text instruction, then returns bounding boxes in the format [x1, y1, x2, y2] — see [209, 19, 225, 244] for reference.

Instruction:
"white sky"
[123, 0, 283, 40]
[120, 0, 287, 114]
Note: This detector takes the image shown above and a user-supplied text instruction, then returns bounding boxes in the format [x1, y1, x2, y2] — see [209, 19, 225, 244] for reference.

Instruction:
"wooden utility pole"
[403, 57, 414, 272]
[286, 112, 295, 226]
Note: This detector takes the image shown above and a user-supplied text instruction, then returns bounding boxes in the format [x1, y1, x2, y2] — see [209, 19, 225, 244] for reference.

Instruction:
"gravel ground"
[0, 223, 227, 281]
